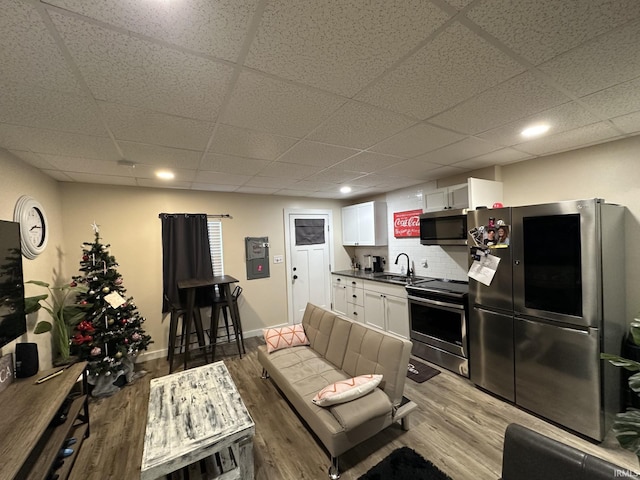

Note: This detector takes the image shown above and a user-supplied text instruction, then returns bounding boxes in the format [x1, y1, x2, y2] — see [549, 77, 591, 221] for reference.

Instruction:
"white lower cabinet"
[332, 275, 364, 322]
[362, 280, 409, 339]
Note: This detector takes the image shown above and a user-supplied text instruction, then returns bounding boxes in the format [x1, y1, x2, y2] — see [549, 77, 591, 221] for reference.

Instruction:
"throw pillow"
[312, 374, 383, 407]
[263, 324, 310, 353]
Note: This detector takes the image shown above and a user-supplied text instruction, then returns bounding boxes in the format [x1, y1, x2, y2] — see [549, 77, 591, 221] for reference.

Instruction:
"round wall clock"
[13, 195, 49, 259]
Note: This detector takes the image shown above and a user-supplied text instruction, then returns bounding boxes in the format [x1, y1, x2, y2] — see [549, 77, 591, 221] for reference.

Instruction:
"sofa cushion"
[263, 323, 309, 353]
[329, 387, 391, 430]
[312, 374, 383, 407]
[302, 304, 352, 368]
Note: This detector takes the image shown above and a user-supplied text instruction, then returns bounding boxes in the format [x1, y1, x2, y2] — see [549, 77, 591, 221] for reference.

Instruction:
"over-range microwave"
[419, 209, 468, 245]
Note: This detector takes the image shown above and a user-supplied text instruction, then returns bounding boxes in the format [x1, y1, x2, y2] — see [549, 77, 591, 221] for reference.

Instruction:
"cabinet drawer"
[363, 279, 407, 299]
[346, 304, 365, 323]
[332, 275, 363, 288]
[347, 286, 364, 306]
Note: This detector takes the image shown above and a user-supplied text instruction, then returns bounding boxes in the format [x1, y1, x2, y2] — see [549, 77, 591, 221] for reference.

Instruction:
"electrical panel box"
[245, 236, 270, 280]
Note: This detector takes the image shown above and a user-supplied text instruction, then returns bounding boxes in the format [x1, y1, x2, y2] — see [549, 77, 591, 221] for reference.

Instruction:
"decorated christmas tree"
[71, 223, 152, 386]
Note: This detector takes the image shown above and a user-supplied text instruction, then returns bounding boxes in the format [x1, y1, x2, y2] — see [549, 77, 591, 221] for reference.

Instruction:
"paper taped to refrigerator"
[468, 253, 500, 286]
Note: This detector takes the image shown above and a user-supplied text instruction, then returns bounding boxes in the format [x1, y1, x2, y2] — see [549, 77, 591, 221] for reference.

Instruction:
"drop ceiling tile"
[45, 0, 260, 62]
[290, 179, 336, 192]
[277, 141, 358, 167]
[430, 72, 570, 135]
[274, 189, 314, 197]
[50, 11, 234, 121]
[357, 22, 525, 119]
[477, 101, 601, 147]
[191, 183, 240, 193]
[467, 0, 640, 65]
[221, 71, 345, 138]
[119, 142, 202, 169]
[209, 125, 298, 160]
[0, 82, 106, 136]
[39, 155, 137, 176]
[352, 173, 428, 190]
[415, 137, 501, 166]
[99, 102, 213, 150]
[258, 162, 321, 179]
[7, 150, 56, 170]
[370, 123, 465, 158]
[336, 151, 405, 173]
[307, 168, 363, 184]
[137, 178, 193, 189]
[245, 176, 298, 189]
[516, 123, 621, 156]
[194, 170, 251, 186]
[467, 148, 533, 166]
[445, 0, 475, 10]
[307, 102, 417, 149]
[539, 19, 640, 97]
[0, 124, 120, 160]
[234, 186, 279, 195]
[376, 158, 442, 178]
[245, 0, 451, 97]
[200, 153, 270, 176]
[425, 165, 468, 178]
[611, 111, 640, 134]
[580, 76, 640, 119]
[63, 172, 138, 186]
[0, 2, 81, 94]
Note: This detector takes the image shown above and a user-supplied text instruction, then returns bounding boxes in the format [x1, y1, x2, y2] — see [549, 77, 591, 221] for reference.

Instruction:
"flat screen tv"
[0, 220, 26, 349]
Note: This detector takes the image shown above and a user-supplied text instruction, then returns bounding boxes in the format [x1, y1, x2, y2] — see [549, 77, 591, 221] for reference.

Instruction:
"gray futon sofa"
[258, 303, 417, 479]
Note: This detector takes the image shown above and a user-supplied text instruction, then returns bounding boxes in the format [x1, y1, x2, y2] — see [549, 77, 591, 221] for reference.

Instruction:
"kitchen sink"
[372, 273, 429, 285]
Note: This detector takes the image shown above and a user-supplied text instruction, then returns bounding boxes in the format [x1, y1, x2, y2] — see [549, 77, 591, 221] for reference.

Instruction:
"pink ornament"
[132, 333, 141, 341]
[91, 347, 102, 356]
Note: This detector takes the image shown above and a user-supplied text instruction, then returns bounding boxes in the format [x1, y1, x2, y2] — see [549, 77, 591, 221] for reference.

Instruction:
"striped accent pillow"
[263, 324, 309, 353]
[312, 374, 383, 407]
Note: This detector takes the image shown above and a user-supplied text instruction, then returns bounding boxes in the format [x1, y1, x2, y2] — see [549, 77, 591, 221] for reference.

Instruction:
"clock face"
[27, 207, 46, 247]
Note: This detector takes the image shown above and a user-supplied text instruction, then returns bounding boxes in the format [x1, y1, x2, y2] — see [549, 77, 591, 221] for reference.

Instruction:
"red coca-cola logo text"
[393, 209, 422, 238]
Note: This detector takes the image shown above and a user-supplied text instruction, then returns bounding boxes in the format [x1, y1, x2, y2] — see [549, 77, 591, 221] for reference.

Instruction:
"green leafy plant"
[24, 280, 88, 362]
[602, 319, 640, 459]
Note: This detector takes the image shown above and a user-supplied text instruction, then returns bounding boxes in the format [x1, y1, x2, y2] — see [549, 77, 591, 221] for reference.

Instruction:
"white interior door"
[285, 210, 332, 324]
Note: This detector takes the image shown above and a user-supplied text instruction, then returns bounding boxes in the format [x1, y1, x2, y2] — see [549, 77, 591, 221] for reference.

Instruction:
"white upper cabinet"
[423, 178, 503, 212]
[342, 201, 387, 246]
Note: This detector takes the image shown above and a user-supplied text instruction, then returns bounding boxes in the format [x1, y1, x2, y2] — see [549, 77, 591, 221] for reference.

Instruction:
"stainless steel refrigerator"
[468, 199, 626, 441]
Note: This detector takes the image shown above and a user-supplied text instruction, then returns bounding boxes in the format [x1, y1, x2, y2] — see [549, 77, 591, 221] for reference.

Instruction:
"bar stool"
[165, 295, 186, 373]
[210, 286, 245, 357]
[165, 294, 206, 373]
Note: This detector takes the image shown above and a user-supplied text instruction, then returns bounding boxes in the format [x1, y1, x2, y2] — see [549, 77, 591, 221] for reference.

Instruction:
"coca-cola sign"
[394, 209, 422, 238]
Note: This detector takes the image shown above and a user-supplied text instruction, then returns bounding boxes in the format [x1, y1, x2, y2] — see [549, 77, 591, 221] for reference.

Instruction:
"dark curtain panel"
[160, 213, 213, 312]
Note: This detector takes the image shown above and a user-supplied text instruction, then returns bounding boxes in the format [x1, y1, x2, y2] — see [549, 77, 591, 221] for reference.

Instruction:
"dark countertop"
[332, 269, 433, 286]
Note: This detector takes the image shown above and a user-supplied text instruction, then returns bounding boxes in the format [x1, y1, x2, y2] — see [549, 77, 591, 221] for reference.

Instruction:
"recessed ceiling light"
[156, 170, 175, 180]
[340, 186, 352, 194]
[521, 124, 550, 138]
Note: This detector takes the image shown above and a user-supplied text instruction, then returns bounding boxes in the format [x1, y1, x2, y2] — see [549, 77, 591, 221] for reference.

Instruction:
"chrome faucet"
[394, 253, 413, 278]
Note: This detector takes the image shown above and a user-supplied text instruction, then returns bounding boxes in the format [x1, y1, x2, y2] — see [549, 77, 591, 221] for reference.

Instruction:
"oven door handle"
[407, 295, 465, 311]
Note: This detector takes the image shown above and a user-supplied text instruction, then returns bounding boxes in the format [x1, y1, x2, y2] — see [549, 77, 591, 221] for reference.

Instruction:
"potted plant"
[24, 280, 87, 365]
[602, 319, 640, 461]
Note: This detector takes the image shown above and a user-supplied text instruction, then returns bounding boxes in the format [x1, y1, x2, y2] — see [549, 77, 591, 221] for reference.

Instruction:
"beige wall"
[60, 184, 350, 361]
[502, 134, 640, 320]
[0, 151, 65, 370]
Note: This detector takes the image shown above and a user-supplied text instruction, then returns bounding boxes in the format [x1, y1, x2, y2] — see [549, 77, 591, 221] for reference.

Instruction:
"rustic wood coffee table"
[141, 361, 255, 479]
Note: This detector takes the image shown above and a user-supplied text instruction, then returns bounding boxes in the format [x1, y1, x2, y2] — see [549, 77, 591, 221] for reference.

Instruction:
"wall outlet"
[273, 255, 283, 264]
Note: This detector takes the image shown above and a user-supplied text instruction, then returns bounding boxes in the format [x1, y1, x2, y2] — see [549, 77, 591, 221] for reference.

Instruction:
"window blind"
[207, 219, 224, 276]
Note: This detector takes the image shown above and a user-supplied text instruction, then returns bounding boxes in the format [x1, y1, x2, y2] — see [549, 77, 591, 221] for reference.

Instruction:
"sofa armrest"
[501, 424, 625, 480]
[329, 388, 391, 430]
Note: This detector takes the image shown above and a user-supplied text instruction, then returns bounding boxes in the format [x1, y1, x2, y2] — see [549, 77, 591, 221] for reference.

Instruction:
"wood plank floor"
[69, 337, 640, 479]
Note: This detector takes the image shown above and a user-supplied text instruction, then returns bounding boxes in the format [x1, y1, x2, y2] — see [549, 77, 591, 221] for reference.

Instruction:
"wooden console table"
[0, 362, 89, 480]
[141, 361, 255, 480]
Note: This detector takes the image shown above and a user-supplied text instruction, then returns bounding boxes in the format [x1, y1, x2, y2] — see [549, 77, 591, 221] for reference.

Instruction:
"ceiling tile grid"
[1, 0, 640, 198]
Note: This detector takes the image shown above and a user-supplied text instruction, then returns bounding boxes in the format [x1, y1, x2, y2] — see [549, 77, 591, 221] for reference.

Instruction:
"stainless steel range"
[406, 279, 469, 377]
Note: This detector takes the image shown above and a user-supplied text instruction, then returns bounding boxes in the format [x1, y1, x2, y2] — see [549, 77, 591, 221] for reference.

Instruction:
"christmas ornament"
[102, 286, 110, 293]
[108, 318, 115, 325]
[132, 333, 141, 341]
[91, 347, 101, 356]
[114, 351, 123, 359]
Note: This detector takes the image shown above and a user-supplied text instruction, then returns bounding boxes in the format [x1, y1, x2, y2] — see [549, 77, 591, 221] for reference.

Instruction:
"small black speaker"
[15, 343, 39, 378]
